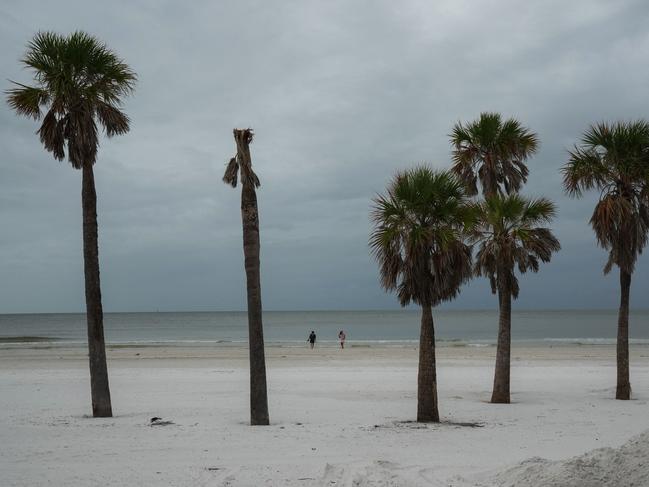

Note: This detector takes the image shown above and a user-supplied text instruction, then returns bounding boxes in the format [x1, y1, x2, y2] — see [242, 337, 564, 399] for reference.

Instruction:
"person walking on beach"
[308, 331, 316, 349]
[338, 330, 346, 349]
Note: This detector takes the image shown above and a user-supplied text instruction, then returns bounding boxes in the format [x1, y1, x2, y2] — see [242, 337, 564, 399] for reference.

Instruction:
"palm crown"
[471, 194, 560, 298]
[563, 121, 649, 274]
[370, 167, 473, 307]
[6, 31, 136, 168]
[451, 112, 539, 197]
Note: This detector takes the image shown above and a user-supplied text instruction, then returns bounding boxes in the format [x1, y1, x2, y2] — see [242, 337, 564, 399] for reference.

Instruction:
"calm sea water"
[0, 310, 648, 347]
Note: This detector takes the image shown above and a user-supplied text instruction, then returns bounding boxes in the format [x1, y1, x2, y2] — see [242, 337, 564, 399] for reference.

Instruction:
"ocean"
[0, 309, 648, 348]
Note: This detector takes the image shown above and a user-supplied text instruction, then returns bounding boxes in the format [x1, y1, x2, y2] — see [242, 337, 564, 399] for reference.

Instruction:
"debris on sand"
[150, 417, 175, 427]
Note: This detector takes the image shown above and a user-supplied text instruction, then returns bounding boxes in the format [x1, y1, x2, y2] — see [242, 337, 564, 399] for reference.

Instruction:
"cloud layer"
[1, 0, 648, 312]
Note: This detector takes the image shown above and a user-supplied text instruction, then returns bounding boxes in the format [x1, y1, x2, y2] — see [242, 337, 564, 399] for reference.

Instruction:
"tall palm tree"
[7, 32, 136, 417]
[471, 194, 560, 403]
[451, 112, 539, 197]
[563, 121, 649, 400]
[223, 128, 269, 425]
[370, 167, 473, 422]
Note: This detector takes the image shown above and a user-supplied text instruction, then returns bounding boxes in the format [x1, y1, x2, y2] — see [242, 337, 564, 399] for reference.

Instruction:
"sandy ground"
[1, 343, 648, 486]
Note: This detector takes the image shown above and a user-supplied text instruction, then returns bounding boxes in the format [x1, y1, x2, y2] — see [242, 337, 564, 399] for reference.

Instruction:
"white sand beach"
[2, 344, 648, 486]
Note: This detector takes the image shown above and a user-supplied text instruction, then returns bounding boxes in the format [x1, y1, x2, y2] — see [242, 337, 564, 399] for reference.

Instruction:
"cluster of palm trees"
[7, 31, 649, 426]
[370, 113, 560, 421]
[371, 114, 649, 422]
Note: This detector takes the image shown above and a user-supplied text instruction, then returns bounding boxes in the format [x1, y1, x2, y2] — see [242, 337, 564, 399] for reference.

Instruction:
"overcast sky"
[1, 0, 648, 313]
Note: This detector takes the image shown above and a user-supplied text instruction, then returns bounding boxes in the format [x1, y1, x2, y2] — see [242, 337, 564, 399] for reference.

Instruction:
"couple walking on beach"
[307, 330, 346, 349]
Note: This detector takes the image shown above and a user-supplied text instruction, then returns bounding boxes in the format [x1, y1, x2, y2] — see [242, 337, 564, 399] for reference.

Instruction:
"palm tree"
[451, 112, 539, 197]
[223, 128, 269, 425]
[471, 194, 560, 403]
[7, 32, 136, 417]
[563, 121, 649, 400]
[370, 167, 473, 422]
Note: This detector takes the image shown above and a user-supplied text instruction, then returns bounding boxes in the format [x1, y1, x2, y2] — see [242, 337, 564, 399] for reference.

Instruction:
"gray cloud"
[1, 0, 648, 312]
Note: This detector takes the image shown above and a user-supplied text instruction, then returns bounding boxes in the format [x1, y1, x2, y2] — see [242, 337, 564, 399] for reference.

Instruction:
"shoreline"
[3, 338, 649, 347]
[2, 342, 649, 365]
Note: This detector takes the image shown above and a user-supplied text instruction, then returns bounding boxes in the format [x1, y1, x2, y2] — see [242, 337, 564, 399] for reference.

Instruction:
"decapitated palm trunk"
[491, 276, 512, 404]
[235, 131, 270, 426]
[616, 269, 632, 400]
[82, 164, 112, 418]
[417, 303, 439, 422]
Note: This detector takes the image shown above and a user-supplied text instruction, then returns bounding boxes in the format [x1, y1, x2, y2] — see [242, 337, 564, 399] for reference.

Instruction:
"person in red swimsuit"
[338, 330, 346, 349]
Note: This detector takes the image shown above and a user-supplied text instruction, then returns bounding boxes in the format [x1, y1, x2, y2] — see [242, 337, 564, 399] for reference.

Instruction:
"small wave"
[543, 338, 649, 345]
[0, 336, 62, 343]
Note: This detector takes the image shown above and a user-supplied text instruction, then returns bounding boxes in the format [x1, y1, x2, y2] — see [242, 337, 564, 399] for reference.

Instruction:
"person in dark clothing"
[307, 330, 316, 349]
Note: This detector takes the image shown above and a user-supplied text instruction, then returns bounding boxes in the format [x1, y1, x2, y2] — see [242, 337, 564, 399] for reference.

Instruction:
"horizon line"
[1, 307, 648, 316]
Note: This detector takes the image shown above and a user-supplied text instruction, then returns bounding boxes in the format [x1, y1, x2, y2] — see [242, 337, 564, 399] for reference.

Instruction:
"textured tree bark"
[616, 269, 631, 400]
[491, 277, 512, 404]
[417, 304, 439, 422]
[235, 130, 270, 425]
[82, 165, 112, 417]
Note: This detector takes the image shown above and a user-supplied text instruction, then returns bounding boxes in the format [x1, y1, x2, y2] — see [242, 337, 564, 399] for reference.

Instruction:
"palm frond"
[472, 193, 560, 300]
[565, 120, 649, 273]
[6, 82, 49, 119]
[96, 102, 130, 136]
[370, 166, 473, 307]
[65, 111, 98, 168]
[37, 108, 65, 160]
[562, 146, 608, 197]
[223, 157, 239, 187]
[521, 198, 557, 225]
[451, 112, 537, 197]
[7, 31, 136, 169]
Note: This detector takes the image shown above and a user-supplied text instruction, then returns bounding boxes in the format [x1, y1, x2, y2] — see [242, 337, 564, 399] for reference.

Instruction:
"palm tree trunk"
[417, 303, 439, 422]
[82, 165, 112, 418]
[241, 181, 270, 425]
[491, 278, 512, 404]
[616, 269, 632, 400]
